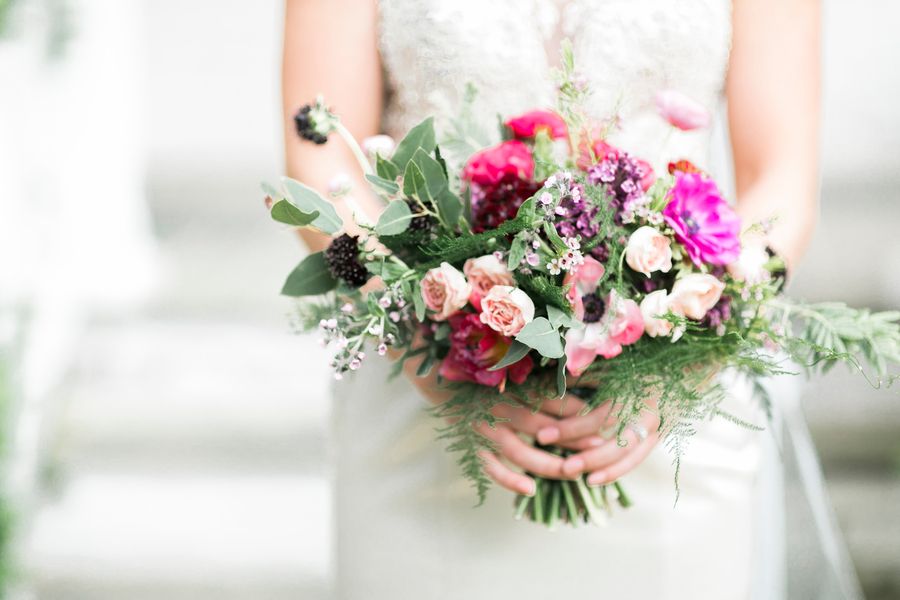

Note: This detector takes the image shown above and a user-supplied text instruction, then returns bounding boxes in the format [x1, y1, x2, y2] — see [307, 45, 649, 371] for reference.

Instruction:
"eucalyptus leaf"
[412, 281, 426, 321]
[435, 189, 463, 227]
[543, 220, 569, 252]
[556, 354, 568, 398]
[515, 317, 565, 359]
[376, 154, 400, 180]
[366, 173, 400, 196]
[375, 200, 414, 236]
[392, 117, 436, 169]
[281, 177, 343, 234]
[402, 161, 430, 203]
[547, 304, 581, 330]
[270, 199, 319, 227]
[416, 352, 436, 377]
[261, 181, 281, 199]
[281, 252, 337, 297]
[488, 340, 532, 371]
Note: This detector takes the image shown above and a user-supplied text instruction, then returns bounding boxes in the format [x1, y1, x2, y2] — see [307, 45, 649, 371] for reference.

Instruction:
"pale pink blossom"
[727, 243, 770, 285]
[563, 256, 606, 320]
[420, 262, 471, 321]
[625, 226, 673, 277]
[670, 273, 725, 320]
[656, 90, 711, 131]
[565, 325, 623, 376]
[607, 291, 644, 346]
[479, 285, 535, 337]
[640, 289, 685, 340]
[463, 254, 515, 310]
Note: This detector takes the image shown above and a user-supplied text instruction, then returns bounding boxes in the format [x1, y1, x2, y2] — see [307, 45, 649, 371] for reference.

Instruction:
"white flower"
[362, 134, 396, 158]
[639, 290, 685, 341]
[727, 243, 770, 285]
[625, 226, 673, 278]
[670, 273, 725, 320]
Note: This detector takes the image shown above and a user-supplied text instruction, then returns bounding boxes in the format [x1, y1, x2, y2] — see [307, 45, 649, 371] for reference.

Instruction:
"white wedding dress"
[332, 1, 773, 598]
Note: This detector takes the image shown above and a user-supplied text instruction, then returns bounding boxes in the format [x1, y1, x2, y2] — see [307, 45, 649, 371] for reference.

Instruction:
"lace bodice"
[377, 0, 732, 170]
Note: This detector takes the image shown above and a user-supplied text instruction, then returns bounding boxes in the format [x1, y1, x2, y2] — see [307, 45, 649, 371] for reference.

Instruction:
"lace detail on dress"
[376, 0, 732, 170]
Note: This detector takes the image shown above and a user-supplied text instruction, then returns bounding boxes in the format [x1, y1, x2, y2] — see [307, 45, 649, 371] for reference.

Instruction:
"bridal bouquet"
[269, 52, 900, 528]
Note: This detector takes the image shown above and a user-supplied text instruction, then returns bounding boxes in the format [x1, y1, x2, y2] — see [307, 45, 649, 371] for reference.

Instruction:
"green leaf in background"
[434, 145, 449, 179]
[556, 354, 568, 398]
[392, 117, 436, 170]
[412, 281, 426, 321]
[411, 148, 448, 196]
[543, 220, 569, 252]
[516, 196, 536, 222]
[366, 173, 400, 196]
[507, 233, 528, 270]
[375, 200, 414, 236]
[281, 252, 338, 296]
[281, 177, 343, 234]
[488, 340, 532, 371]
[365, 257, 409, 281]
[270, 199, 319, 227]
[416, 352, 436, 377]
[547, 304, 581, 330]
[261, 181, 281, 199]
[376, 154, 400, 181]
[515, 317, 565, 359]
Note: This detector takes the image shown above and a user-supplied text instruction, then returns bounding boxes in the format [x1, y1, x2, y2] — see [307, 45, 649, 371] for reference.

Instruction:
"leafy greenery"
[270, 199, 319, 227]
[375, 200, 413, 236]
[515, 318, 564, 359]
[281, 252, 337, 297]
[281, 177, 343, 234]
[392, 117, 436, 170]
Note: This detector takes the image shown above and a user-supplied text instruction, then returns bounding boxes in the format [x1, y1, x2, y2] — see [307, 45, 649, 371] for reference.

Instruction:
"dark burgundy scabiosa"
[469, 173, 542, 233]
[324, 234, 369, 288]
[405, 198, 436, 233]
[294, 99, 336, 145]
[580, 292, 606, 323]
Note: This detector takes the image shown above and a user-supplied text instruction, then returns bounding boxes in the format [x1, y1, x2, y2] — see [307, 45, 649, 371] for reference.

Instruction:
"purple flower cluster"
[587, 153, 648, 217]
[701, 295, 733, 332]
[471, 173, 542, 233]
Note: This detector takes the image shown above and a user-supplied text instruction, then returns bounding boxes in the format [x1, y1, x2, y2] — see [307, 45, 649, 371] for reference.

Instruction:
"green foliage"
[515, 318, 564, 359]
[375, 154, 400, 181]
[392, 117, 436, 170]
[489, 341, 532, 371]
[365, 174, 400, 196]
[281, 252, 337, 297]
[439, 83, 492, 167]
[270, 199, 319, 227]
[281, 177, 343, 234]
[514, 273, 570, 311]
[375, 200, 413, 236]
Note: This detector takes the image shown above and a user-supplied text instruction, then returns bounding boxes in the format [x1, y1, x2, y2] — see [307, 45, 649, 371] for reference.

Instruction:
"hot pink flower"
[505, 110, 568, 140]
[656, 90, 711, 131]
[439, 313, 534, 390]
[607, 292, 644, 346]
[663, 172, 741, 266]
[461, 140, 535, 188]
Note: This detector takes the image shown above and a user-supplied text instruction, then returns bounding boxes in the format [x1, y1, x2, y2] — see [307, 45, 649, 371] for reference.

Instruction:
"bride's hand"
[536, 396, 661, 485]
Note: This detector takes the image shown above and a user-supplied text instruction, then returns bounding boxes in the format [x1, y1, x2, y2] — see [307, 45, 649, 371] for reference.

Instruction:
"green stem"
[547, 482, 561, 530]
[335, 122, 374, 177]
[560, 480, 579, 525]
[575, 476, 607, 527]
[514, 494, 531, 521]
[533, 478, 545, 523]
[614, 481, 632, 508]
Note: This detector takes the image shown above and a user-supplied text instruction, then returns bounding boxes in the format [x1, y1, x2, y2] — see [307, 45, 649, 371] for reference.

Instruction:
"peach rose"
[479, 285, 535, 337]
[640, 290, 685, 340]
[670, 273, 725, 320]
[463, 254, 515, 310]
[625, 226, 673, 278]
[420, 262, 471, 321]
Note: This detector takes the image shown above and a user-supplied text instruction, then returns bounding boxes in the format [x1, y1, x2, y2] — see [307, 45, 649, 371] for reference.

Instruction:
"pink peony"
[655, 90, 711, 131]
[420, 262, 471, 321]
[461, 140, 535, 188]
[479, 285, 535, 337]
[439, 313, 534, 390]
[464, 254, 515, 311]
[505, 110, 568, 140]
[663, 172, 741, 266]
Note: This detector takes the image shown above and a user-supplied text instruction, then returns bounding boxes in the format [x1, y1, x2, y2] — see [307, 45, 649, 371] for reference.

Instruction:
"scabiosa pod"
[324, 234, 369, 288]
[294, 97, 337, 145]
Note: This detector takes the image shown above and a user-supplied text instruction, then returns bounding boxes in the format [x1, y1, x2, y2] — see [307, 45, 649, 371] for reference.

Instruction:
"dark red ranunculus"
[439, 314, 533, 391]
[505, 110, 568, 140]
[461, 140, 534, 188]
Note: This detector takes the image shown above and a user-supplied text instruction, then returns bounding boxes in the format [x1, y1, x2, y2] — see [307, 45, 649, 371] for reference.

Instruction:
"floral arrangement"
[268, 49, 900, 528]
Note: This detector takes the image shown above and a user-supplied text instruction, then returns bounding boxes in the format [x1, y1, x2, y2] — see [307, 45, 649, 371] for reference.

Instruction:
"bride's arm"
[728, 0, 821, 269]
[282, 0, 384, 253]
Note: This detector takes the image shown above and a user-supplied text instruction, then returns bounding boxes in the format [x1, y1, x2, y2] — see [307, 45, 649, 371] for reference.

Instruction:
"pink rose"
[640, 289, 685, 340]
[563, 256, 606, 320]
[479, 285, 535, 337]
[420, 262, 471, 321]
[439, 314, 534, 390]
[505, 109, 568, 140]
[670, 273, 725, 320]
[625, 226, 673, 278]
[463, 254, 515, 311]
[655, 90, 711, 131]
[607, 291, 644, 346]
[461, 140, 535, 188]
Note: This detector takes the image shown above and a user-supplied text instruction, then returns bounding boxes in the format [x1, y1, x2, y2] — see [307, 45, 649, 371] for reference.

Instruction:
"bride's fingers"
[493, 404, 604, 450]
[540, 394, 587, 418]
[475, 423, 568, 479]
[586, 432, 660, 485]
[478, 450, 535, 496]
[535, 403, 616, 445]
[560, 432, 636, 477]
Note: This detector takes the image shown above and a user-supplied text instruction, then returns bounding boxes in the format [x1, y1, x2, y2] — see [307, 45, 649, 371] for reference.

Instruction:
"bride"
[282, 0, 819, 598]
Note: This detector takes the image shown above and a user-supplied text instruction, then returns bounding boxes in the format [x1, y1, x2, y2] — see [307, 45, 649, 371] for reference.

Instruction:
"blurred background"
[0, 1, 898, 599]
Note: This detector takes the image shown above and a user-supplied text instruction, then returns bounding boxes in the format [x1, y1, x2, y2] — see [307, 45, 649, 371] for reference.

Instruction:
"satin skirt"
[331, 358, 772, 600]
